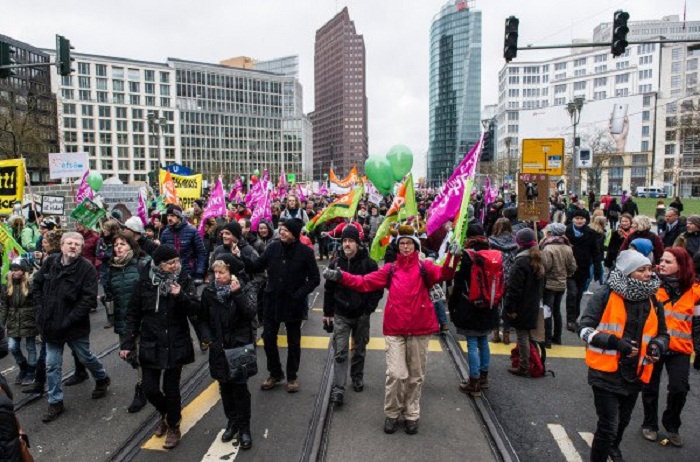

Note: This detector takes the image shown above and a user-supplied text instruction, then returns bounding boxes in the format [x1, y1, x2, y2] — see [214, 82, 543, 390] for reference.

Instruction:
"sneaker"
[384, 417, 399, 434]
[330, 392, 344, 405]
[64, 371, 89, 387]
[404, 419, 419, 435]
[21, 367, 36, 386]
[352, 377, 364, 392]
[260, 375, 284, 390]
[507, 367, 531, 378]
[286, 380, 300, 393]
[42, 402, 65, 423]
[667, 432, 683, 447]
[154, 417, 168, 437]
[641, 427, 658, 442]
[459, 378, 481, 397]
[584, 290, 594, 295]
[91, 376, 111, 399]
[163, 426, 181, 449]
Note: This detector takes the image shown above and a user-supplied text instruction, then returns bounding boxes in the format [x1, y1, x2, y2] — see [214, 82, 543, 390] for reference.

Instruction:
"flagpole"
[21, 157, 39, 221]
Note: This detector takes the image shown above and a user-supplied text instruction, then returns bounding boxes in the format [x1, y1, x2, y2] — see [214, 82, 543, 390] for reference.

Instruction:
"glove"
[448, 242, 462, 257]
[323, 268, 342, 282]
[608, 336, 635, 356]
[193, 278, 204, 287]
[647, 343, 660, 360]
[693, 355, 700, 370]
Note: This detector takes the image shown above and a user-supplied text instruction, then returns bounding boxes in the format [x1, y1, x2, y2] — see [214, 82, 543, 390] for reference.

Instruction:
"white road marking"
[579, 432, 594, 447]
[548, 424, 583, 462]
[201, 429, 239, 461]
[1, 366, 16, 375]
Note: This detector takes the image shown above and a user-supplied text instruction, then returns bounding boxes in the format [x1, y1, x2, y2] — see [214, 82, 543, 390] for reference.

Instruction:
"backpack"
[464, 250, 505, 310]
[510, 340, 554, 378]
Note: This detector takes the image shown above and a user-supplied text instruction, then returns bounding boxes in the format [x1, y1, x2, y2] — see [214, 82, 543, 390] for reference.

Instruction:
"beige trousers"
[384, 335, 430, 421]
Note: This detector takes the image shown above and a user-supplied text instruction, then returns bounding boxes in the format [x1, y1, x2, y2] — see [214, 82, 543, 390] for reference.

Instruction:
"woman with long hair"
[0, 260, 36, 385]
[641, 247, 700, 447]
[488, 218, 518, 344]
[504, 228, 545, 377]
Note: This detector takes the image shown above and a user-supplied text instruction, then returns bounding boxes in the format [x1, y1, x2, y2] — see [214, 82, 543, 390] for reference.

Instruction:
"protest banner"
[41, 195, 65, 215]
[48, 152, 89, 179]
[0, 159, 25, 215]
[70, 198, 106, 230]
[159, 169, 202, 209]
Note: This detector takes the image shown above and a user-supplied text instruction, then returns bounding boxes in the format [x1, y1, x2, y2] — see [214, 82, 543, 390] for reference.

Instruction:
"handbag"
[223, 343, 258, 381]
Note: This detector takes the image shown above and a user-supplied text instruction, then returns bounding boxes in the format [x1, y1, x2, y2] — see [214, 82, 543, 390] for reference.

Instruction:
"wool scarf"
[607, 268, 660, 301]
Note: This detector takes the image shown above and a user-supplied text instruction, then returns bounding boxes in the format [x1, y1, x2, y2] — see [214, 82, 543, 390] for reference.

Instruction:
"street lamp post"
[147, 111, 167, 170]
[567, 97, 585, 195]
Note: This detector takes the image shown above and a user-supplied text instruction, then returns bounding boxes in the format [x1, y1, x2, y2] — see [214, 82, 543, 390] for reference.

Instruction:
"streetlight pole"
[567, 97, 585, 195]
[147, 111, 167, 170]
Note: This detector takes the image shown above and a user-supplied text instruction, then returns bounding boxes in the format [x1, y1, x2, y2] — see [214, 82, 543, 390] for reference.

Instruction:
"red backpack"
[510, 340, 554, 378]
[464, 249, 505, 310]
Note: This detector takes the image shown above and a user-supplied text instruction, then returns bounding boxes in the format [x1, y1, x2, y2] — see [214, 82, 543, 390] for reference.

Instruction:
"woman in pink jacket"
[323, 224, 460, 435]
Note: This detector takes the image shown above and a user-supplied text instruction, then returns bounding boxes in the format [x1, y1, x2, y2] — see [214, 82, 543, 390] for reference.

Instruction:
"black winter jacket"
[502, 248, 544, 330]
[105, 256, 143, 335]
[160, 221, 207, 278]
[33, 255, 98, 344]
[565, 224, 602, 282]
[621, 199, 638, 216]
[0, 283, 36, 338]
[122, 268, 198, 369]
[662, 221, 686, 248]
[323, 248, 382, 319]
[138, 236, 159, 257]
[243, 239, 320, 323]
[199, 283, 257, 382]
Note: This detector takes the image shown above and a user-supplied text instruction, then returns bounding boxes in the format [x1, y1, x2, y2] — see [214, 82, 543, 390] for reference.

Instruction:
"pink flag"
[198, 177, 226, 236]
[228, 178, 243, 202]
[297, 184, 307, 202]
[137, 187, 148, 226]
[426, 134, 484, 235]
[76, 169, 94, 203]
[319, 184, 329, 196]
[251, 188, 272, 232]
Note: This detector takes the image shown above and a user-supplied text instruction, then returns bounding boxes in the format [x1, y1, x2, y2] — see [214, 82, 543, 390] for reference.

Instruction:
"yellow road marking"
[142, 381, 221, 451]
[256, 336, 585, 359]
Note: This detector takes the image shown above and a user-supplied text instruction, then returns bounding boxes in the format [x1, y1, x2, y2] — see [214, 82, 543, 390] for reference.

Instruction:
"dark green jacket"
[105, 257, 143, 335]
[0, 282, 36, 338]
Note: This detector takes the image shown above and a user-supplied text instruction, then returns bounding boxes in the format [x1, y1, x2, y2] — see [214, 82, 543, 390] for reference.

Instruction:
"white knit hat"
[615, 250, 651, 276]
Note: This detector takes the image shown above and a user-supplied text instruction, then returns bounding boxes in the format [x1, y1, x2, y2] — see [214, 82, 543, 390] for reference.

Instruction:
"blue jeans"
[46, 336, 107, 404]
[9, 337, 37, 367]
[434, 299, 448, 325]
[466, 335, 490, 379]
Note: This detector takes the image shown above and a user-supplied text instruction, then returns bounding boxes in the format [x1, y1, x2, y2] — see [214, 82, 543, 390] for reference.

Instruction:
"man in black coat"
[323, 225, 382, 404]
[239, 218, 320, 393]
[661, 208, 686, 248]
[621, 196, 639, 217]
[565, 210, 603, 332]
[33, 232, 111, 423]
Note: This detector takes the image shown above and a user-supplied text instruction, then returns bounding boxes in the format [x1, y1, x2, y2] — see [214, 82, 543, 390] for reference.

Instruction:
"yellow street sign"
[521, 138, 564, 175]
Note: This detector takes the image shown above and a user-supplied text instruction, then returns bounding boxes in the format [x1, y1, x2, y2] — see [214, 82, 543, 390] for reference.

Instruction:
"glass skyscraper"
[428, 1, 481, 184]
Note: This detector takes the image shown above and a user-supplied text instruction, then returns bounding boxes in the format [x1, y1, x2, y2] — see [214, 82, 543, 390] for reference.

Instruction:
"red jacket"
[300, 234, 314, 249]
[327, 221, 364, 239]
[79, 229, 101, 268]
[339, 251, 458, 336]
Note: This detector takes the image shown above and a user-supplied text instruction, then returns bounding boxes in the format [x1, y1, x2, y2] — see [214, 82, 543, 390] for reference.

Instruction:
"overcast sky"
[2, 0, 693, 177]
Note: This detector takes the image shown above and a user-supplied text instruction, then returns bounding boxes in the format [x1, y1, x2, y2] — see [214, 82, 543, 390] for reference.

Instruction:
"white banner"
[48, 152, 89, 179]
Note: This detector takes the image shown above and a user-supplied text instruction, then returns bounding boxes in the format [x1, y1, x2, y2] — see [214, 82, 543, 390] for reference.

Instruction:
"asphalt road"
[2, 262, 699, 462]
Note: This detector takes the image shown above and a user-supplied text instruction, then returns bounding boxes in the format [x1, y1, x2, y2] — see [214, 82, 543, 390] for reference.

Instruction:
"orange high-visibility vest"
[585, 291, 658, 384]
[655, 284, 700, 355]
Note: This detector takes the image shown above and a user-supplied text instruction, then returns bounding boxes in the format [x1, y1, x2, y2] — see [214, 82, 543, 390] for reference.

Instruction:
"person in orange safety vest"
[641, 247, 700, 448]
[578, 250, 669, 462]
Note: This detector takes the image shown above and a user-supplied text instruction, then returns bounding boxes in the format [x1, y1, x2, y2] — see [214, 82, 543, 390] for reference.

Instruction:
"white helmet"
[124, 216, 145, 234]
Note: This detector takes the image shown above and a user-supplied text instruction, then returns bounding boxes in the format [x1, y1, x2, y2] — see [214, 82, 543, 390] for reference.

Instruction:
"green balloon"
[386, 145, 414, 182]
[240, 175, 246, 182]
[87, 171, 103, 192]
[253, 169, 260, 176]
[364, 155, 393, 191]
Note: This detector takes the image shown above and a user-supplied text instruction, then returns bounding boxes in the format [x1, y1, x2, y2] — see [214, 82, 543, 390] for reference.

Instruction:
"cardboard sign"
[70, 199, 106, 231]
[41, 195, 65, 215]
[517, 173, 550, 222]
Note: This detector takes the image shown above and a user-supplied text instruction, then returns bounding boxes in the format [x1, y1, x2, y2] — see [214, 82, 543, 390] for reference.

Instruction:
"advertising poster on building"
[158, 169, 202, 209]
[48, 152, 89, 179]
[0, 159, 25, 215]
[41, 195, 65, 215]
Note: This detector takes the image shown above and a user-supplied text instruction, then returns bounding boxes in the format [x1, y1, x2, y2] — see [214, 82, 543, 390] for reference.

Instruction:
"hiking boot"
[15, 362, 28, 384]
[286, 380, 300, 393]
[260, 375, 284, 390]
[127, 383, 147, 413]
[404, 419, 419, 435]
[221, 420, 237, 443]
[240, 428, 252, 450]
[64, 371, 89, 387]
[91, 376, 111, 399]
[154, 417, 168, 437]
[330, 391, 344, 405]
[352, 377, 364, 392]
[42, 402, 65, 423]
[478, 371, 489, 390]
[384, 417, 399, 434]
[492, 331, 501, 343]
[459, 378, 481, 397]
[608, 446, 625, 462]
[507, 367, 531, 378]
[502, 331, 510, 345]
[641, 427, 657, 442]
[163, 426, 181, 449]
[667, 432, 683, 447]
[21, 365, 36, 386]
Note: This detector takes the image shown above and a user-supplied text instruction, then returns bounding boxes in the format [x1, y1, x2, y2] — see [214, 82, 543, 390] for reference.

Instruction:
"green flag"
[0, 224, 26, 283]
[306, 183, 364, 233]
[397, 173, 418, 221]
[370, 175, 412, 262]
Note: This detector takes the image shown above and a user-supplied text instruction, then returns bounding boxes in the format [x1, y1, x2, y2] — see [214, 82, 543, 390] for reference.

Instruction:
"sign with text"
[158, 169, 202, 210]
[48, 152, 89, 179]
[41, 195, 65, 215]
[521, 139, 564, 175]
[0, 159, 25, 215]
[70, 198, 106, 231]
[517, 173, 550, 222]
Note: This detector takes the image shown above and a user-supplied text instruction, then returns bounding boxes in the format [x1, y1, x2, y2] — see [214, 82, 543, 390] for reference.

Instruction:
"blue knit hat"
[630, 238, 652, 259]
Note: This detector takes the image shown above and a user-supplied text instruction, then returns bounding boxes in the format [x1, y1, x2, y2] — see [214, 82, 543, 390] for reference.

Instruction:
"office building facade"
[428, 0, 482, 185]
[312, 7, 368, 180]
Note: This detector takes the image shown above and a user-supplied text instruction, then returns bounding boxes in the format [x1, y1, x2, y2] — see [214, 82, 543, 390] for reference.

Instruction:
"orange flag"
[161, 170, 179, 205]
[329, 166, 358, 188]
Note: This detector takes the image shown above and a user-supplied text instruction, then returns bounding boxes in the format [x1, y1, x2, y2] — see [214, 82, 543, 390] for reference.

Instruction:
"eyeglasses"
[399, 241, 415, 247]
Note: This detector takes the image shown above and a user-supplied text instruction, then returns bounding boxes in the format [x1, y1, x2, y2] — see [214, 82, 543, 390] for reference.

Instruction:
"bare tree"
[580, 127, 616, 193]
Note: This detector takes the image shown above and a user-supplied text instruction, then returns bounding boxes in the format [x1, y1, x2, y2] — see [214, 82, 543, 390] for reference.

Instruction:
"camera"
[323, 319, 334, 333]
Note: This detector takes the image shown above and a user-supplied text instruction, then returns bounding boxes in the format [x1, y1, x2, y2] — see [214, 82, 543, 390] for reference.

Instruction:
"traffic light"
[0, 41, 16, 79]
[611, 10, 630, 57]
[481, 123, 495, 162]
[504, 16, 519, 63]
[56, 34, 75, 76]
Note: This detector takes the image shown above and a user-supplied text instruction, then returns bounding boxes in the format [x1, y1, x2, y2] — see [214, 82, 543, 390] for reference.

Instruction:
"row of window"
[76, 62, 170, 83]
[60, 88, 172, 107]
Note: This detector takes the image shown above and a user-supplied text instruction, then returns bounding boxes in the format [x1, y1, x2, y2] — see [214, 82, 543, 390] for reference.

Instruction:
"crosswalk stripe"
[201, 429, 239, 461]
[256, 335, 586, 358]
[548, 424, 583, 462]
[578, 431, 594, 447]
[142, 381, 221, 451]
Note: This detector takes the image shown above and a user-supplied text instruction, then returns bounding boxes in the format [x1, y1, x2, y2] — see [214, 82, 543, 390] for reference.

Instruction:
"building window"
[61, 88, 74, 100]
[160, 72, 170, 83]
[61, 75, 73, 87]
[132, 121, 144, 132]
[99, 133, 112, 144]
[115, 107, 127, 118]
[113, 93, 125, 104]
[615, 73, 629, 84]
[639, 69, 653, 80]
[96, 92, 108, 103]
[615, 88, 629, 97]
[574, 58, 587, 67]
[616, 61, 629, 69]
[128, 68, 140, 81]
[594, 91, 607, 100]
[63, 103, 76, 114]
[78, 90, 90, 101]
[98, 106, 111, 117]
[160, 85, 170, 96]
[641, 141, 649, 151]
[643, 95, 652, 106]
[132, 108, 143, 119]
[672, 62, 682, 74]
[112, 66, 124, 79]
[574, 69, 586, 77]
[130, 95, 140, 105]
[101, 160, 113, 170]
[82, 118, 94, 130]
[671, 75, 682, 88]
[642, 110, 650, 121]
[641, 126, 650, 137]
[144, 70, 155, 82]
[160, 97, 170, 107]
[555, 84, 566, 94]
[113, 80, 124, 92]
[78, 76, 90, 89]
[145, 83, 155, 94]
[83, 132, 95, 144]
[129, 82, 140, 93]
[554, 62, 567, 71]
[78, 62, 90, 75]
[639, 84, 652, 93]
[594, 77, 607, 87]
[573, 81, 586, 90]
[95, 64, 107, 77]
[639, 55, 653, 65]
[145, 96, 156, 106]
[665, 144, 676, 155]
[672, 47, 682, 60]
[99, 119, 111, 131]
[594, 54, 607, 63]
[116, 120, 128, 132]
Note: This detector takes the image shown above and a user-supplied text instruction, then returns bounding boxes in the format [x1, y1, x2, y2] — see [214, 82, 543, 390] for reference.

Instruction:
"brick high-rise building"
[312, 7, 368, 181]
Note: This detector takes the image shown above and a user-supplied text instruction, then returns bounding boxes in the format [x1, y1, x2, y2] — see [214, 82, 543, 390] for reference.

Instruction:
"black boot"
[221, 420, 237, 443]
[240, 426, 252, 450]
[127, 383, 147, 413]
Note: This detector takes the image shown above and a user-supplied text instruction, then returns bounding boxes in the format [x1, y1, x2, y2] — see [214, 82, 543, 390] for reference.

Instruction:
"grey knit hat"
[615, 250, 651, 276]
[546, 223, 566, 236]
